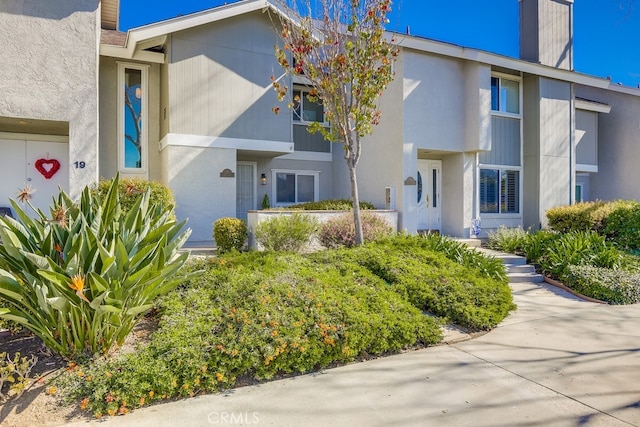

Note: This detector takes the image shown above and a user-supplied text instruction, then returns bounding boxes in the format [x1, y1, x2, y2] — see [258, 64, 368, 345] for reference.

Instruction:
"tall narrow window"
[118, 63, 148, 176]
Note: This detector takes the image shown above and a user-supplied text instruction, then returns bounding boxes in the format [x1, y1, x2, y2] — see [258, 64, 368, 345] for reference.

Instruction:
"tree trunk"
[348, 163, 364, 245]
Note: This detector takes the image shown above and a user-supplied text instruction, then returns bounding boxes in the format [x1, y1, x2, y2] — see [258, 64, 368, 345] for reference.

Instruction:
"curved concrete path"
[66, 282, 640, 426]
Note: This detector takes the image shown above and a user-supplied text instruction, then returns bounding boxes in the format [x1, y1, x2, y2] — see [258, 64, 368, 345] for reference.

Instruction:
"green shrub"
[487, 226, 528, 255]
[285, 199, 375, 210]
[541, 231, 623, 277]
[254, 213, 318, 252]
[546, 201, 605, 233]
[58, 251, 442, 417]
[93, 177, 176, 218]
[213, 218, 247, 253]
[0, 298, 21, 334]
[564, 265, 640, 304]
[603, 202, 640, 251]
[261, 194, 270, 210]
[521, 230, 558, 265]
[0, 175, 191, 357]
[319, 212, 393, 248]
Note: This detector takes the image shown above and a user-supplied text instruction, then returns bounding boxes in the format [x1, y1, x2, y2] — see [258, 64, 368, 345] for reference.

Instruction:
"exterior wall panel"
[403, 50, 465, 153]
[577, 85, 640, 201]
[168, 12, 290, 142]
[480, 117, 521, 166]
[0, 0, 100, 199]
[576, 109, 597, 166]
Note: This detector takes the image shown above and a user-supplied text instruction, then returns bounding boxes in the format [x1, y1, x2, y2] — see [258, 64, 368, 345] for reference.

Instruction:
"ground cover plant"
[488, 226, 639, 304]
[56, 235, 513, 417]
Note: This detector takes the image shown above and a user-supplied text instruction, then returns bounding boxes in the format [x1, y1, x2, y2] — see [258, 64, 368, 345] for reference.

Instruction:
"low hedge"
[282, 199, 375, 210]
[564, 265, 640, 305]
[546, 200, 640, 251]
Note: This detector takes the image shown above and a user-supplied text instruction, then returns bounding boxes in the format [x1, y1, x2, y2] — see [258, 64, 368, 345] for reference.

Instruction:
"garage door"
[0, 138, 69, 216]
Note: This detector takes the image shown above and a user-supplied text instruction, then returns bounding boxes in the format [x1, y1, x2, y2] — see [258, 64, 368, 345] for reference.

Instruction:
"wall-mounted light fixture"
[261, 173, 267, 185]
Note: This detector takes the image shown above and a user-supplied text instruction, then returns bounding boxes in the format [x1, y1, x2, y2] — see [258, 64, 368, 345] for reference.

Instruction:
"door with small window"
[236, 162, 256, 222]
[417, 160, 441, 231]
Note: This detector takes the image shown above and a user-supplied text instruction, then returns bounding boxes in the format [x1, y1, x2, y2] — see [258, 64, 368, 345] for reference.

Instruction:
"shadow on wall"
[1, 0, 98, 19]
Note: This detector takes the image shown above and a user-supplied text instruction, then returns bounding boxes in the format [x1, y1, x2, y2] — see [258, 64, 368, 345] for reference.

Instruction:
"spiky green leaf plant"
[0, 175, 192, 358]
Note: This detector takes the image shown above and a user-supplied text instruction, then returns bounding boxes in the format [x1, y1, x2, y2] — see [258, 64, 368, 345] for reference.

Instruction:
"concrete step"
[492, 253, 527, 266]
[507, 272, 545, 283]
[505, 263, 536, 274]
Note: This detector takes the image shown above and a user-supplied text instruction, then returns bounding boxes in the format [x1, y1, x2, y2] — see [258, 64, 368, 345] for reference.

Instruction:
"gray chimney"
[520, 0, 574, 70]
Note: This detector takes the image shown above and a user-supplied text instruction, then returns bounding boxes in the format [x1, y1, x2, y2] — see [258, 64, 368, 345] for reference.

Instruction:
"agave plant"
[0, 176, 192, 358]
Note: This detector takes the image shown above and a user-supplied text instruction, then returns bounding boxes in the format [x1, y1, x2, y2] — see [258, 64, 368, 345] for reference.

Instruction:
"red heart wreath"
[35, 158, 61, 180]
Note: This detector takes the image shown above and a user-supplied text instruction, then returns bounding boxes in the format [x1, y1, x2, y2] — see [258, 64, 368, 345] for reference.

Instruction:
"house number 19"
[74, 161, 86, 169]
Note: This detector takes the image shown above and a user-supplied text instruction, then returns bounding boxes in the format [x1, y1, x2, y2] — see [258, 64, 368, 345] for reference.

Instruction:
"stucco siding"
[168, 11, 290, 142]
[441, 153, 475, 237]
[576, 86, 640, 201]
[576, 109, 597, 166]
[0, 0, 100, 199]
[165, 145, 237, 243]
[403, 50, 465, 152]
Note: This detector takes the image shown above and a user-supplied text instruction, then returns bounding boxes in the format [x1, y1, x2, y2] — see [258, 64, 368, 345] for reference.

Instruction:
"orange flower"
[216, 372, 225, 382]
[148, 390, 155, 398]
[139, 397, 145, 406]
[80, 397, 89, 410]
[50, 204, 68, 229]
[48, 386, 56, 395]
[16, 184, 35, 203]
[69, 273, 90, 303]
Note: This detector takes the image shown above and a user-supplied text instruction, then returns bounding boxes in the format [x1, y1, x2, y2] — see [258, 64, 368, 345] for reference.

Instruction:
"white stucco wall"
[403, 50, 466, 152]
[0, 0, 100, 199]
[163, 145, 237, 243]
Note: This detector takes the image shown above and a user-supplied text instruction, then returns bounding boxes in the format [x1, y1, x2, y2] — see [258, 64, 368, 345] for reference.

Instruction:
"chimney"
[520, 0, 574, 70]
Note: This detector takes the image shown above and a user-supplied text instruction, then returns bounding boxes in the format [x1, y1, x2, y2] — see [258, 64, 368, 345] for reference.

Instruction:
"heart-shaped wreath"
[35, 158, 61, 180]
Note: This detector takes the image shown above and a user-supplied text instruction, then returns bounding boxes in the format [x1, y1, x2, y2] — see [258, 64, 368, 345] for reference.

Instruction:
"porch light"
[261, 173, 267, 185]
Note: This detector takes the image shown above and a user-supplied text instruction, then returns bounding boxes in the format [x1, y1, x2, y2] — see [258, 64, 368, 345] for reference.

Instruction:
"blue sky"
[120, 0, 640, 87]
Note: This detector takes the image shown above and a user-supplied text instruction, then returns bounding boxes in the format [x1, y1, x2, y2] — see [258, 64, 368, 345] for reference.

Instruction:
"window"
[480, 169, 520, 214]
[273, 170, 319, 205]
[118, 62, 148, 176]
[575, 184, 583, 203]
[293, 89, 325, 124]
[291, 87, 331, 154]
[491, 76, 519, 114]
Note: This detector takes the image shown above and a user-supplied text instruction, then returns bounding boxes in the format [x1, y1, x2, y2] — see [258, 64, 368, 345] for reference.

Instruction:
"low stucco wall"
[246, 210, 398, 250]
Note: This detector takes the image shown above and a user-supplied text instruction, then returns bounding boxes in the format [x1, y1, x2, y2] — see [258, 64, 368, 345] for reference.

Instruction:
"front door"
[0, 138, 69, 216]
[417, 159, 441, 231]
[236, 162, 256, 222]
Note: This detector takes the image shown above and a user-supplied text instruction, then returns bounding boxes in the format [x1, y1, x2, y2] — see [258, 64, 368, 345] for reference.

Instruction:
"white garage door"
[0, 138, 69, 216]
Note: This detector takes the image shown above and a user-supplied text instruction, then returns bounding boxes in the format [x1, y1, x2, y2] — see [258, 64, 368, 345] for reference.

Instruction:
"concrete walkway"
[65, 281, 640, 427]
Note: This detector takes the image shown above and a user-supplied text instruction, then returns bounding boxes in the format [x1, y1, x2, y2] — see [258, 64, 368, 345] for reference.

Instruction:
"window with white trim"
[491, 76, 520, 114]
[480, 169, 520, 214]
[118, 62, 148, 175]
[292, 87, 331, 154]
[272, 170, 319, 205]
